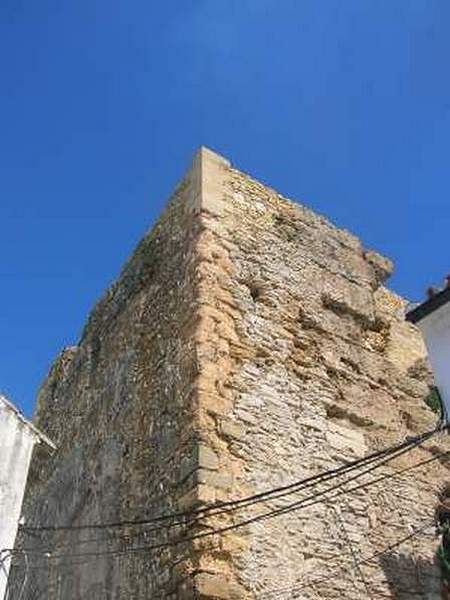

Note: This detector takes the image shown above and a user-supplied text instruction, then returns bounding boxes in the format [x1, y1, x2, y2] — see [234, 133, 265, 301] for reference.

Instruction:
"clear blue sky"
[1, 1, 449, 416]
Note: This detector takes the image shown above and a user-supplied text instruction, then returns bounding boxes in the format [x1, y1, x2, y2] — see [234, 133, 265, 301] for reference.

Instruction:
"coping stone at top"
[189, 146, 230, 217]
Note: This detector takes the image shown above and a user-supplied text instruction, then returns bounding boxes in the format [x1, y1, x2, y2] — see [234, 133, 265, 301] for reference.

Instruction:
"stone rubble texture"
[9, 147, 450, 599]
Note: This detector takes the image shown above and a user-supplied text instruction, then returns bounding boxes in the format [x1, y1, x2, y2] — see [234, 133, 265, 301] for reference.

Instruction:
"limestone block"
[197, 444, 219, 470]
[196, 468, 233, 491]
[364, 249, 394, 287]
[322, 282, 374, 327]
[326, 422, 367, 457]
[197, 147, 230, 218]
[195, 572, 247, 599]
[220, 418, 245, 441]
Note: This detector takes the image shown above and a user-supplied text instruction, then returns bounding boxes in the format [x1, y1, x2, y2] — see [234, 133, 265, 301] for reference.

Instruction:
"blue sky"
[1, 0, 449, 416]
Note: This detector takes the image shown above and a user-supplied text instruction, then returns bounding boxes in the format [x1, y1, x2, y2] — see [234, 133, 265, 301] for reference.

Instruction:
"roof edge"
[0, 395, 56, 450]
[406, 287, 450, 324]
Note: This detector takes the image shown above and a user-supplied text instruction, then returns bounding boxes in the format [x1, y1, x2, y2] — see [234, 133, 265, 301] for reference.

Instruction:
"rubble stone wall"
[203, 163, 450, 599]
[10, 148, 450, 599]
[9, 150, 226, 599]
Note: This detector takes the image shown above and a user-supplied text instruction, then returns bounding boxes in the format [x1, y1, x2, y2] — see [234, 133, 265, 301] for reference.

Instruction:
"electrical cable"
[255, 449, 450, 529]
[10, 445, 449, 566]
[16, 441, 447, 566]
[17, 430, 434, 558]
[21, 427, 434, 552]
[21, 425, 441, 536]
[332, 504, 374, 599]
[259, 521, 434, 599]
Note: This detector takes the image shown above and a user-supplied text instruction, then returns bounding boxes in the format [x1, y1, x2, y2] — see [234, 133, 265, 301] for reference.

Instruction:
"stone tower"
[8, 148, 450, 598]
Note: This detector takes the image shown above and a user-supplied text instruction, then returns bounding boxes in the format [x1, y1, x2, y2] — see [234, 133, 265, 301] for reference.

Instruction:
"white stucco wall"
[0, 396, 53, 600]
[417, 301, 450, 419]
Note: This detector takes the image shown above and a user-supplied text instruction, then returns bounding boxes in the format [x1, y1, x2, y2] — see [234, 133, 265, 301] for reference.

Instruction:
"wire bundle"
[10, 424, 447, 565]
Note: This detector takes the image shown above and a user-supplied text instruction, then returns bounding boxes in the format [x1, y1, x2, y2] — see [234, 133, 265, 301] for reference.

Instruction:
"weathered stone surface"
[213, 161, 447, 599]
[195, 572, 246, 599]
[9, 147, 449, 599]
[197, 445, 220, 471]
[364, 249, 394, 287]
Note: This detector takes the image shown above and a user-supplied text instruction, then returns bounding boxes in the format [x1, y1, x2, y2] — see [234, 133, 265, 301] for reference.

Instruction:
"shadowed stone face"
[9, 148, 449, 599]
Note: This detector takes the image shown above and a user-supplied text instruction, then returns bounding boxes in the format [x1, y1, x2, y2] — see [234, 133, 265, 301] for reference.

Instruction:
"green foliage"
[424, 387, 443, 416]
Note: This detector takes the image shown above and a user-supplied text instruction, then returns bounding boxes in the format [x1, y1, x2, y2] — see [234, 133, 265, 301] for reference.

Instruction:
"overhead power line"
[17, 425, 440, 558]
[21, 425, 442, 536]
[332, 504, 374, 599]
[260, 521, 435, 599]
[10, 445, 449, 566]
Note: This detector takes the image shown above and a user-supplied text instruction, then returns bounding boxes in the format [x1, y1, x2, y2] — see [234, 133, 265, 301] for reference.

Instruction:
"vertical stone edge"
[186, 146, 231, 217]
[169, 146, 239, 599]
[182, 147, 252, 598]
[199, 146, 231, 217]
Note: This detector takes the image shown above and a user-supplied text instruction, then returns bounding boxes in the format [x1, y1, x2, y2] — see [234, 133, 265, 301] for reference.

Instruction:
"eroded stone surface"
[9, 148, 449, 599]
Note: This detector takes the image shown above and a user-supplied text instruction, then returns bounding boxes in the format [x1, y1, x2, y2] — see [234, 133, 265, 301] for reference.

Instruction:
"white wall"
[0, 397, 43, 600]
[417, 301, 450, 420]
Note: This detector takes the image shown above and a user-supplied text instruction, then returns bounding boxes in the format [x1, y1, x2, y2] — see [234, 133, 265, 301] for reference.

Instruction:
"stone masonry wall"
[9, 149, 236, 599]
[9, 147, 450, 599]
[195, 160, 450, 599]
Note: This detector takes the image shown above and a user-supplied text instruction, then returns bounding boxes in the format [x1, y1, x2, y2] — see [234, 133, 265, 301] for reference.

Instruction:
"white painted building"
[0, 395, 55, 600]
[407, 286, 450, 421]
